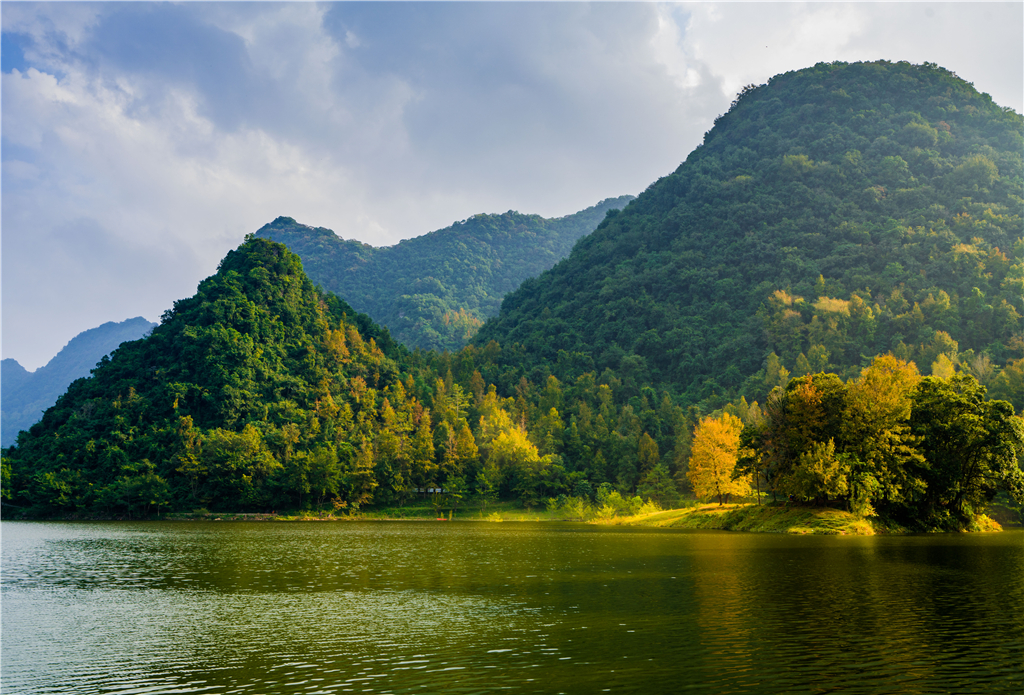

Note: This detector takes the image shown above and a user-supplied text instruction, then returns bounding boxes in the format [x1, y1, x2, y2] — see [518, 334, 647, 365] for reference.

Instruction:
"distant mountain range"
[2, 317, 156, 447]
[256, 196, 633, 351]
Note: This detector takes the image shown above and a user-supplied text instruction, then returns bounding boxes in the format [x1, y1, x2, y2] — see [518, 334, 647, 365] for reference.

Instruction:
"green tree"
[778, 439, 850, 505]
[637, 462, 679, 508]
[841, 355, 924, 515]
[911, 374, 1024, 525]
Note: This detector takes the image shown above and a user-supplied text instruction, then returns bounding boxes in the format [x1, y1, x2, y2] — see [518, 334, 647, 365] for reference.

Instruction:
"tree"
[911, 374, 1024, 524]
[174, 415, 205, 503]
[475, 463, 500, 510]
[637, 432, 660, 473]
[410, 410, 437, 490]
[778, 439, 850, 505]
[307, 445, 342, 511]
[737, 388, 788, 503]
[688, 413, 750, 505]
[637, 463, 679, 508]
[841, 354, 923, 514]
[444, 475, 467, 517]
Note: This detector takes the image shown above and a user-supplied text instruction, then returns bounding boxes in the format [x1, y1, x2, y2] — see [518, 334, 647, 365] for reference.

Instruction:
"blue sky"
[3, 1, 1022, 370]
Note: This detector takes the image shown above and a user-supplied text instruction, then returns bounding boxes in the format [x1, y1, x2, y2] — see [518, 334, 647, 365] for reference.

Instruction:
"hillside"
[472, 60, 1023, 413]
[4, 61, 1021, 529]
[4, 237, 590, 519]
[1, 317, 156, 447]
[2, 238, 430, 515]
[256, 196, 633, 352]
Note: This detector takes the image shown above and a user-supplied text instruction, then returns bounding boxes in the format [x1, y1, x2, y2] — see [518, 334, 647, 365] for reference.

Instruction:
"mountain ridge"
[4, 61, 1021, 528]
[472, 60, 1023, 411]
[256, 195, 634, 351]
[2, 317, 157, 447]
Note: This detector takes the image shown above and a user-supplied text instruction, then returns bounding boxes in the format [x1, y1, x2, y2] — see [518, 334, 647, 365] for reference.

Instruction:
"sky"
[3, 2, 1022, 371]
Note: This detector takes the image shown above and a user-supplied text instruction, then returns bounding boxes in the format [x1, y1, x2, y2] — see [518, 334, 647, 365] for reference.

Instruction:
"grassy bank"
[600, 503, 877, 535]
[160, 501, 878, 532]
[159, 500, 563, 522]
[605, 502, 1010, 535]
[74, 498, 1015, 532]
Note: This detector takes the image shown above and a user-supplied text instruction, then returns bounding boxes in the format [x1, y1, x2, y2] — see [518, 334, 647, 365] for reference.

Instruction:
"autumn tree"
[688, 413, 750, 505]
[841, 354, 923, 514]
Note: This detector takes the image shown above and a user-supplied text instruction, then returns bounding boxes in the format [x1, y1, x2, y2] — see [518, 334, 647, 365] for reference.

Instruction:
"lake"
[2, 521, 1022, 694]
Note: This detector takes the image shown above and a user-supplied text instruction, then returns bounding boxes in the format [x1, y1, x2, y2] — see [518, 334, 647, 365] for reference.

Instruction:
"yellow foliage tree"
[842, 353, 924, 508]
[687, 413, 751, 505]
[931, 352, 956, 379]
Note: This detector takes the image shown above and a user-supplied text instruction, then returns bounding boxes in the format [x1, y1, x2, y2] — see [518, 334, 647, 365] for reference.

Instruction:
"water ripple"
[3, 522, 1022, 694]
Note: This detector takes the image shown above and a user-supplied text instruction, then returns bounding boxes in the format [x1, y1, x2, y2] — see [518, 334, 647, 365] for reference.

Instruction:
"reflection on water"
[2, 521, 1022, 694]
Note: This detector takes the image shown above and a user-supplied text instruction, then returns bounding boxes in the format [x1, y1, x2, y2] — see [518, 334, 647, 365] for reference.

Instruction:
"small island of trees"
[688, 355, 1023, 530]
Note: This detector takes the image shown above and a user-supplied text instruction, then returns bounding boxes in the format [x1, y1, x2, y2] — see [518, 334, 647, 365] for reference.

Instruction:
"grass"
[159, 498, 1012, 533]
[610, 502, 880, 535]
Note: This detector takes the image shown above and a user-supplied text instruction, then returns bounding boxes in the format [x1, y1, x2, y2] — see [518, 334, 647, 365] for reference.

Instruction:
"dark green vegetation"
[473, 60, 1023, 411]
[737, 356, 1023, 530]
[256, 196, 633, 352]
[1, 317, 156, 448]
[3, 61, 1022, 531]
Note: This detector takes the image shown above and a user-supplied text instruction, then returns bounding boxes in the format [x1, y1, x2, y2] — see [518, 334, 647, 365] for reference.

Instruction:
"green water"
[2, 521, 1022, 694]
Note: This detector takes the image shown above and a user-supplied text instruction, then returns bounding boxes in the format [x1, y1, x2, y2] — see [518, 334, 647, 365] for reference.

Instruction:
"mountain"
[2, 317, 156, 447]
[3, 238, 438, 515]
[7, 237, 570, 519]
[472, 60, 1024, 412]
[255, 195, 634, 352]
[5, 62, 1022, 527]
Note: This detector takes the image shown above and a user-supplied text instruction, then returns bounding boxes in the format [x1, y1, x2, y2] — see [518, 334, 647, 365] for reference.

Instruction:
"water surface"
[3, 521, 1022, 693]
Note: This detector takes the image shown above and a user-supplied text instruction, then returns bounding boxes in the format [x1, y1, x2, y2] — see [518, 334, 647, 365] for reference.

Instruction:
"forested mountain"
[256, 196, 633, 352]
[473, 60, 1023, 412]
[4, 61, 1022, 529]
[3, 238, 421, 515]
[1, 317, 156, 447]
[4, 238, 592, 518]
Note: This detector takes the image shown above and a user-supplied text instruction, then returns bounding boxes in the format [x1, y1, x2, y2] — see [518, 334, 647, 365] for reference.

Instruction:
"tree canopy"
[472, 60, 1023, 412]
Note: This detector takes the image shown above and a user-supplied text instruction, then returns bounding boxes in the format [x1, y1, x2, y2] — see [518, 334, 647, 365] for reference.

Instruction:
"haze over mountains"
[1, 317, 156, 448]
[4, 61, 1022, 527]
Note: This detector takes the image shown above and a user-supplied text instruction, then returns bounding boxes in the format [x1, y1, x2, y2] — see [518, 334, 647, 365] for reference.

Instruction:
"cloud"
[2, 1, 1022, 370]
[680, 2, 1023, 110]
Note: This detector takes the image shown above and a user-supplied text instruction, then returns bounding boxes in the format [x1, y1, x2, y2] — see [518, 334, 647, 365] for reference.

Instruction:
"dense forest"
[3, 61, 1022, 531]
[256, 196, 633, 352]
[473, 60, 1023, 411]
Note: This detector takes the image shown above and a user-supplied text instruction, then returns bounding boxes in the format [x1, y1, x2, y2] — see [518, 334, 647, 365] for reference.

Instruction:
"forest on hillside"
[256, 196, 633, 352]
[474, 60, 1023, 411]
[3, 237, 1020, 531]
[3, 62, 1022, 531]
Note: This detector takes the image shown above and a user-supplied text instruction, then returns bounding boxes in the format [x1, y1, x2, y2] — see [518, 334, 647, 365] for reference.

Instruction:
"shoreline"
[600, 503, 1009, 535]
[4, 502, 1015, 534]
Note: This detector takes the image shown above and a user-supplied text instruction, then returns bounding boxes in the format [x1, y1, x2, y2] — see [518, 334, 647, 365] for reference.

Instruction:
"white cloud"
[677, 2, 1022, 112]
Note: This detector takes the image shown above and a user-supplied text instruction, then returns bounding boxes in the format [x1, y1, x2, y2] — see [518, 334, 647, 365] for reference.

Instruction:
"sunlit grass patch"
[619, 502, 879, 535]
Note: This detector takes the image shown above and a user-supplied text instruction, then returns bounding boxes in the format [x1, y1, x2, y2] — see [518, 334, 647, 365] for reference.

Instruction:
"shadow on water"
[2, 521, 1022, 694]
